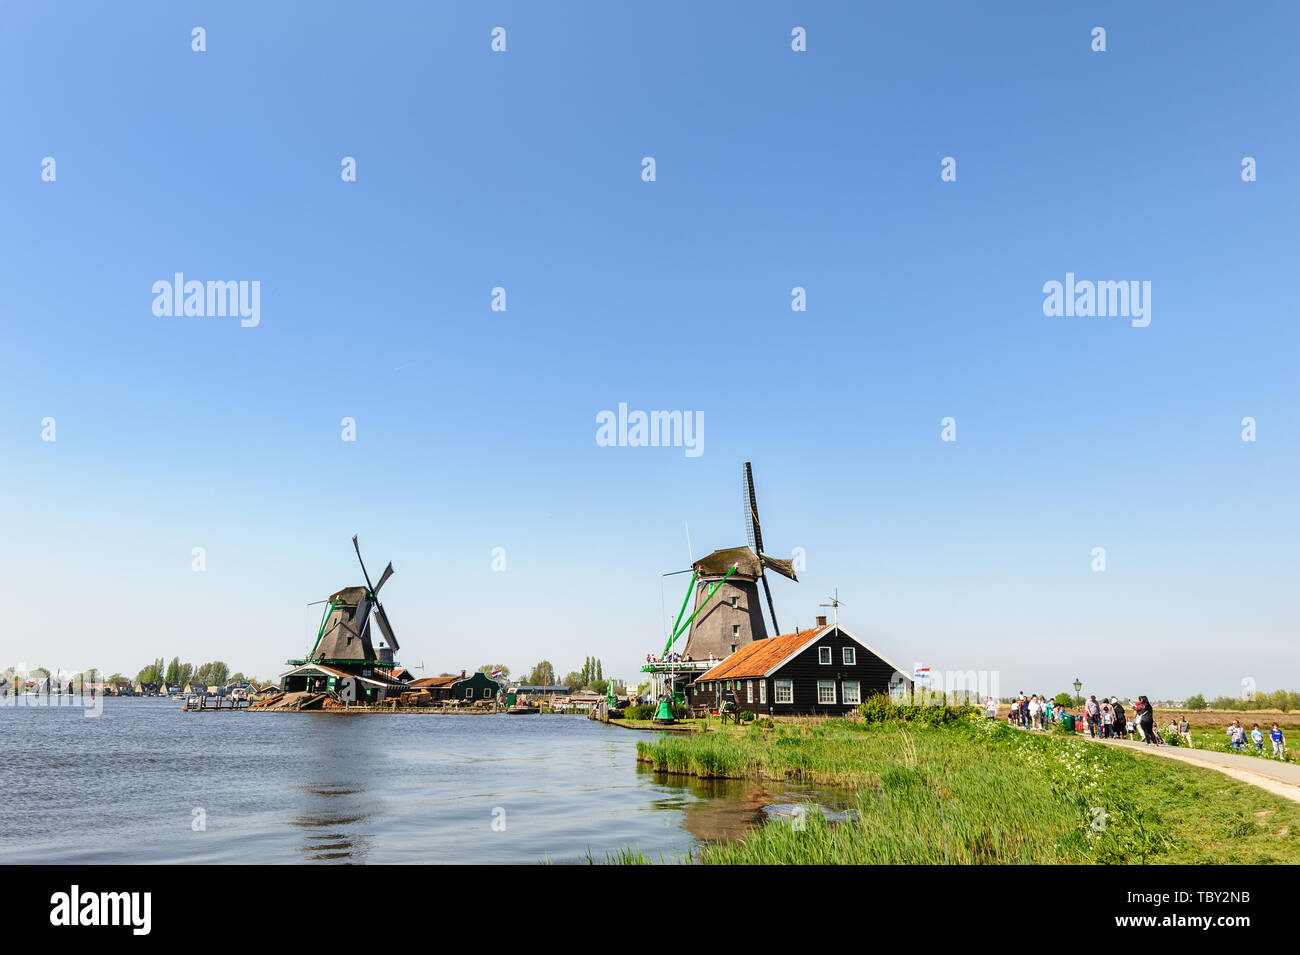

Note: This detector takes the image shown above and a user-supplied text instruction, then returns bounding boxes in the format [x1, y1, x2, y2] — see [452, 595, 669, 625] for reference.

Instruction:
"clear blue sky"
[2, 2, 1296, 699]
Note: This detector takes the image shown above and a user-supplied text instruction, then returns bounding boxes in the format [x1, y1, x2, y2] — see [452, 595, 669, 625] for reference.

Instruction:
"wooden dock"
[181, 695, 249, 712]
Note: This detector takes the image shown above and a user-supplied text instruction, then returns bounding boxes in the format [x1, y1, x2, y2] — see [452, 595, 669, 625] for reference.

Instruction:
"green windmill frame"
[652, 563, 739, 721]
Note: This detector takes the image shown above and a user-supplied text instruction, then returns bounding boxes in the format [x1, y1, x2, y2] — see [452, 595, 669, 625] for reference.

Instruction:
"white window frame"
[464, 687, 473, 699]
[842, 647, 856, 666]
[746, 680, 753, 703]
[732, 624, 740, 638]
[842, 680, 861, 705]
[483, 687, 491, 698]
[759, 680, 767, 704]
[775, 679, 793, 704]
[818, 646, 832, 665]
[817, 681, 837, 705]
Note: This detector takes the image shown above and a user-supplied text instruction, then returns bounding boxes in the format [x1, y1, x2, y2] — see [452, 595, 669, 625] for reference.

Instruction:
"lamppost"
[1073, 678, 1082, 710]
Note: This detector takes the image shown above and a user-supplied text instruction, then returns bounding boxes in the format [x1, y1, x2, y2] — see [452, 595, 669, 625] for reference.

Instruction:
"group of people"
[1079, 694, 1171, 745]
[1225, 719, 1287, 757]
[644, 651, 718, 666]
[997, 692, 1058, 730]
[994, 692, 1178, 746]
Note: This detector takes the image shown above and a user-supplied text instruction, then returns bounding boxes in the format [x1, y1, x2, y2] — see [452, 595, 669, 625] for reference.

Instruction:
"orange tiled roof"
[409, 674, 463, 688]
[694, 626, 830, 682]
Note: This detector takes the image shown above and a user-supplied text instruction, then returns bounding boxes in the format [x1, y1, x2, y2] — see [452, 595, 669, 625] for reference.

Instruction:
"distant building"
[410, 671, 500, 702]
[690, 622, 912, 717]
[512, 685, 571, 699]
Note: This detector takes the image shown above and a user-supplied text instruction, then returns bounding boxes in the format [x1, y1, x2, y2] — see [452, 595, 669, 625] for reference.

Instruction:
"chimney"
[816, 615, 827, 627]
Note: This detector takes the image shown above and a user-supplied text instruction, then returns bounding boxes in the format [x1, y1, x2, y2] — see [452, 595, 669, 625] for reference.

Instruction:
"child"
[1270, 723, 1285, 759]
[1251, 723, 1265, 754]
[1227, 721, 1246, 752]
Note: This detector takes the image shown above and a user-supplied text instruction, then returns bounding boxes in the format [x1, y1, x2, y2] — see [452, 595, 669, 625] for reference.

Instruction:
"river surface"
[0, 698, 845, 863]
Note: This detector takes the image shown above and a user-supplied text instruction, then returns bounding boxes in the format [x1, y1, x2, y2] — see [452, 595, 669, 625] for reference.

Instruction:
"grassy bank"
[634, 718, 1300, 864]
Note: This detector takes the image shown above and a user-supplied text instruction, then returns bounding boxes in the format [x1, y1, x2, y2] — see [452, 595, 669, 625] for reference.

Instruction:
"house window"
[730, 596, 738, 608]
[818, 646, 832, 665]
[746, 680, 753, 703]
[842, 680, 861, 705]
[818, 681, 837, 705]
[775, 680, 793, 704]
[732, 625, 739, 638]
[730, 644, 737, 654]
[483, 688, 491, 698]
[759, 680, 767, 704]
[465, 687, 473, 699]
[842, 647, 856, 666]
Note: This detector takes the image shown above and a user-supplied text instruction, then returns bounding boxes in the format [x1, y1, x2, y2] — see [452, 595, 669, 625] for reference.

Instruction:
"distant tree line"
[1186, 689, 1299, 712]
[517, 657, 612, 694]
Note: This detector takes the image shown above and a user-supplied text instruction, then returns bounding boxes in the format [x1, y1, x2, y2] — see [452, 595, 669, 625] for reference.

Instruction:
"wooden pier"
[181, 695, 250, 712]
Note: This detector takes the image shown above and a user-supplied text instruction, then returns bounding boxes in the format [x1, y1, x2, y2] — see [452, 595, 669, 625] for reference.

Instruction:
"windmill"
[305, 536, 400, 665]
[665, 462, 798, 664]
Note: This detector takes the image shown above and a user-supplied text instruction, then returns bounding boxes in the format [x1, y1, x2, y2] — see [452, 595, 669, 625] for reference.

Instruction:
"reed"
[635, 717, 1300, 864]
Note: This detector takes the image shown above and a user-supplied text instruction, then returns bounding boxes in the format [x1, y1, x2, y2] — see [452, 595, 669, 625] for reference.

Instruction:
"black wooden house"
[689, 619, 911, 716]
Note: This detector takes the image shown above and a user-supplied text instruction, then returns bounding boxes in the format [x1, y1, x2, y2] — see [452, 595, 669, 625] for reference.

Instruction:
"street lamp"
[1073, 678, 1082, 709]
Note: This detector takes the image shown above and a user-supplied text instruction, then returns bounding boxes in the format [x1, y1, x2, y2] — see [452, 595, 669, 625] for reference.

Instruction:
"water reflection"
[641, 767, 858, 848]
[291, 784, 376, 863]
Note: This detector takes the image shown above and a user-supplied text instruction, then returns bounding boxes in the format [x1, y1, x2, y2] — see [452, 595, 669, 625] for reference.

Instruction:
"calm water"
[0, 698, 843, 863]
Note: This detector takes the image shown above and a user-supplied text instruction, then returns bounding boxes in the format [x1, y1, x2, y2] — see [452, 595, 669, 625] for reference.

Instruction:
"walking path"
[1070, 729, 1300, 804]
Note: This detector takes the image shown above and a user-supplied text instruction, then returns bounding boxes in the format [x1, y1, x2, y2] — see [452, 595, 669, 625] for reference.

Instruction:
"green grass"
[1184, 728, 1294, 762]
[633, 717, 1300, 864]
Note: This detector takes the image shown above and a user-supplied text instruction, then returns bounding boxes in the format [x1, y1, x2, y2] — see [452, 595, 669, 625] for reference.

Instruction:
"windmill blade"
[374, 561, 395, 594]
[352, 535, 376, 593]
[758, 572, 780, 636]
[743, 462, 763, 554]
[354, 598, 373, 642]
[743, 462, 783, 635]
[373, 602, 400, 652]
[759, 553, 798, 582]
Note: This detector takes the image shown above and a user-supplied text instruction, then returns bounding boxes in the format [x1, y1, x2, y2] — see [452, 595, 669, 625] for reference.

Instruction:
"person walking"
[1270, 723, 1285, 759]
[1085, 695, 1100, 738]
[1251, 723, 1265, 754]
[1227, 720, 1246, 752]
[1136, 695, 1157, 745]
[1111, 699, 1126, 740]
[1179, 716, 1192, 748]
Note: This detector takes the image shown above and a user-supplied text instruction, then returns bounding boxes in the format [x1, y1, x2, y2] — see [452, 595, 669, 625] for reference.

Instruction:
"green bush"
[624, 704, 654, 720]
[740, 711, 755, 722]
[858, 693, 976, 725]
